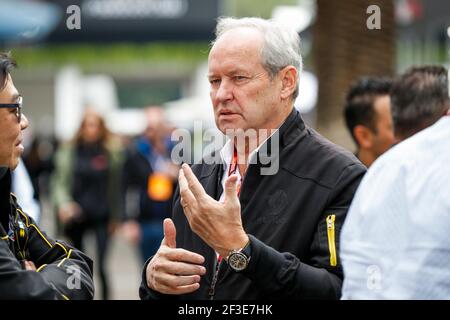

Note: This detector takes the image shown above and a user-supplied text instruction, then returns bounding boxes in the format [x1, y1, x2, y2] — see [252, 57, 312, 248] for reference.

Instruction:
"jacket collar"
[0, 166, 9, 180]
[197, 108, 306, 179]
[0, 167, 11, 234]
[278, 108, 306, 149]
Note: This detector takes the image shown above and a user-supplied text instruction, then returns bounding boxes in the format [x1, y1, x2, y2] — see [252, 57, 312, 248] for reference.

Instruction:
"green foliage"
[5, 42, 210, 69]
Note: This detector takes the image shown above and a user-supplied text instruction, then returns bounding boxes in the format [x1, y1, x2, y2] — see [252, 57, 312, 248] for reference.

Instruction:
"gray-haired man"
[140, 17, 366, 300]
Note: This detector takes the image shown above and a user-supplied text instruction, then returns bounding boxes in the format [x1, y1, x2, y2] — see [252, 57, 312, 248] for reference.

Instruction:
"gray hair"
[213, 17, 303, 100]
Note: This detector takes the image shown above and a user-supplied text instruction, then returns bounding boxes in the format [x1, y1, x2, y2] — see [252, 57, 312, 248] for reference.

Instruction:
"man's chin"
[218, 122, 247, 135]
[9, 156, 20, 171]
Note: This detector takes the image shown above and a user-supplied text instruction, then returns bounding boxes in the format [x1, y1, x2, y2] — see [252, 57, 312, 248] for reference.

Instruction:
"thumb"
[162, 218, 176, 248]
[224, 174, 239, 203]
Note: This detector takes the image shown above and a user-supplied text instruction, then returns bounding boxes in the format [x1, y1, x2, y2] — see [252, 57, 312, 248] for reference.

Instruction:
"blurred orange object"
[147, 173, 173, 201]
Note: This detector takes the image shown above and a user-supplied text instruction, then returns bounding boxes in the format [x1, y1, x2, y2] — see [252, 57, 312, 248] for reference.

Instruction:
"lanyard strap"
[228, 148, 243, 196]
[218, 149, 244, 263]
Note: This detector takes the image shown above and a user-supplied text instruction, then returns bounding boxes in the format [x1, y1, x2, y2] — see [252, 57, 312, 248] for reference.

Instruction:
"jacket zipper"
[326, 214, 337, 267]
[208, 258, 221, 300]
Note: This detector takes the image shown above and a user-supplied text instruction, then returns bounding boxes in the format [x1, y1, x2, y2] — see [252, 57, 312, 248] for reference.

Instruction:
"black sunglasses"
[0, 96, 22, 123]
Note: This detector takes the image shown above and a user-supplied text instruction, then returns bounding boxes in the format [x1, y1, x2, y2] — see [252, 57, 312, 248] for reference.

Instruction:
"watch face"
[228, 252, 248, 272]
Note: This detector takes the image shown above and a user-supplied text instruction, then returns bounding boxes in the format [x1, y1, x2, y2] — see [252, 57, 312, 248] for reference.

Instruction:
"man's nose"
[20, 113, 29, 130]
[215, 79, 233, 102]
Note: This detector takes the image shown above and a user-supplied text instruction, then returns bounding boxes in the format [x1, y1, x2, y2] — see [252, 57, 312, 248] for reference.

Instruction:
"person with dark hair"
[51, 108, 123, 300]
[340, 65, 450, 299]
[390, 65, 450, 143]
[344, 77, 394, 167]
[0, 52, 94, 299]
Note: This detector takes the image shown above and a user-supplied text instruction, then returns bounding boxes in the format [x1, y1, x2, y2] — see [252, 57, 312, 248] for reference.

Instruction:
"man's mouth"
[15, 140, 24, 152]
[219, 109, 238, 116]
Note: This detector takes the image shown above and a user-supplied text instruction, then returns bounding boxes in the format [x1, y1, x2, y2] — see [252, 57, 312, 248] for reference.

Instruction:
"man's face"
[0, 74, 28, 169]
[371, 95, 394, 157]
[144, 113, 165, 142]
[208, 28, 284, 134]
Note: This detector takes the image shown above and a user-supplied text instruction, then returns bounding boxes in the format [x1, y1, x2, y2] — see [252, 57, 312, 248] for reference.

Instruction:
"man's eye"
[234, 76, 247, 81]
[209, 79, 220, 85]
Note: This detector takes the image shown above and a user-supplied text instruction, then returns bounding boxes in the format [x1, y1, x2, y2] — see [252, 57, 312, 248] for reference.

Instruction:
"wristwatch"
[226, 240, 251, 272]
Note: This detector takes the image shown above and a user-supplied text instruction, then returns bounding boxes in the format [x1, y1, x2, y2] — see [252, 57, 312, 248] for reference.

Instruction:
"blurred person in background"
[1, 52, 94, 299]
[11, 158, 41, 222]
[341, 65, 450, 299]
[344, 77, 394, 167]
[23, 134, 59, 209]
[51, 108, 123, 300]
[121, 106, 179, 262]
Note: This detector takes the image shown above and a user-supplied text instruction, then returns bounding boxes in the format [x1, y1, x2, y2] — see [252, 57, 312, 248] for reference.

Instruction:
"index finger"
[165, 247, 205, 265]
[181, 163, 207, 199]
[178, 170, 196, 222]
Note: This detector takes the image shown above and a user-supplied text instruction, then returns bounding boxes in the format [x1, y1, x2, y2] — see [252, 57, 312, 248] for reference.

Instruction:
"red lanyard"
[228, 148, 242, 196]
[218, 149, 243, 263]
[228, 147, 239, 176]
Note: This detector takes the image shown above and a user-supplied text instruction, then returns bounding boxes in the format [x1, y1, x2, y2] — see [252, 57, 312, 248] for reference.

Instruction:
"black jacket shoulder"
[1, 169, 94, 300]
[280, 117, 365, 190]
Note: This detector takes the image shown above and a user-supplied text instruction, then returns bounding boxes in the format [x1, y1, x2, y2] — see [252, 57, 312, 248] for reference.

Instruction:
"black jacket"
[0, 167, 94, 300]
[140, 110, 366, 300]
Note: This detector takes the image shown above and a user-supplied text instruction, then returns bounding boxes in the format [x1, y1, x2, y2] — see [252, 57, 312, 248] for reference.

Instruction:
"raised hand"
[178, 164, 249, 259]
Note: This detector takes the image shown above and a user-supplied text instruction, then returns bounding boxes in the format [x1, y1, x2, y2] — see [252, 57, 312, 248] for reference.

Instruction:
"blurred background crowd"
[1, 0, 449, 299]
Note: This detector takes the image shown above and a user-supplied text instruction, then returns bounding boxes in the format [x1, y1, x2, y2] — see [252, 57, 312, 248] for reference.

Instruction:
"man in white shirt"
[340, 65, 450, 299]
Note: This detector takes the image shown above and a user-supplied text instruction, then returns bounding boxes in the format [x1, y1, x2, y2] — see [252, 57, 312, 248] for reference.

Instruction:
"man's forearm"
[241, 235, 342, 299]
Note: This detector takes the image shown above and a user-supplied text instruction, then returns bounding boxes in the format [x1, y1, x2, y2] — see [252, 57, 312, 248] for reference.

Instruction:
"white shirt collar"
[219, 129, 278, 172]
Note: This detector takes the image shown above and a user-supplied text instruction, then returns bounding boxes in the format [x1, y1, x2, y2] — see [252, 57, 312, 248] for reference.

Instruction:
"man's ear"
[279, 66, 297, 100]
[354, 125, 374, 149]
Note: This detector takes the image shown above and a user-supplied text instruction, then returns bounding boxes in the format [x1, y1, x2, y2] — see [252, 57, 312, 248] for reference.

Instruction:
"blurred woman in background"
[51, 109, 123, 300]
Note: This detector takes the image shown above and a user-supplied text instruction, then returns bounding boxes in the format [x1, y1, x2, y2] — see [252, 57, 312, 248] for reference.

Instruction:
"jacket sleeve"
[14, 207, 95, 300]
[0, 238, 63, 299]
[138, 257, 156, 300]
[50, 146, 74, 210]
[241, 163, 366, 299]
[139, 256, 180, 300]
